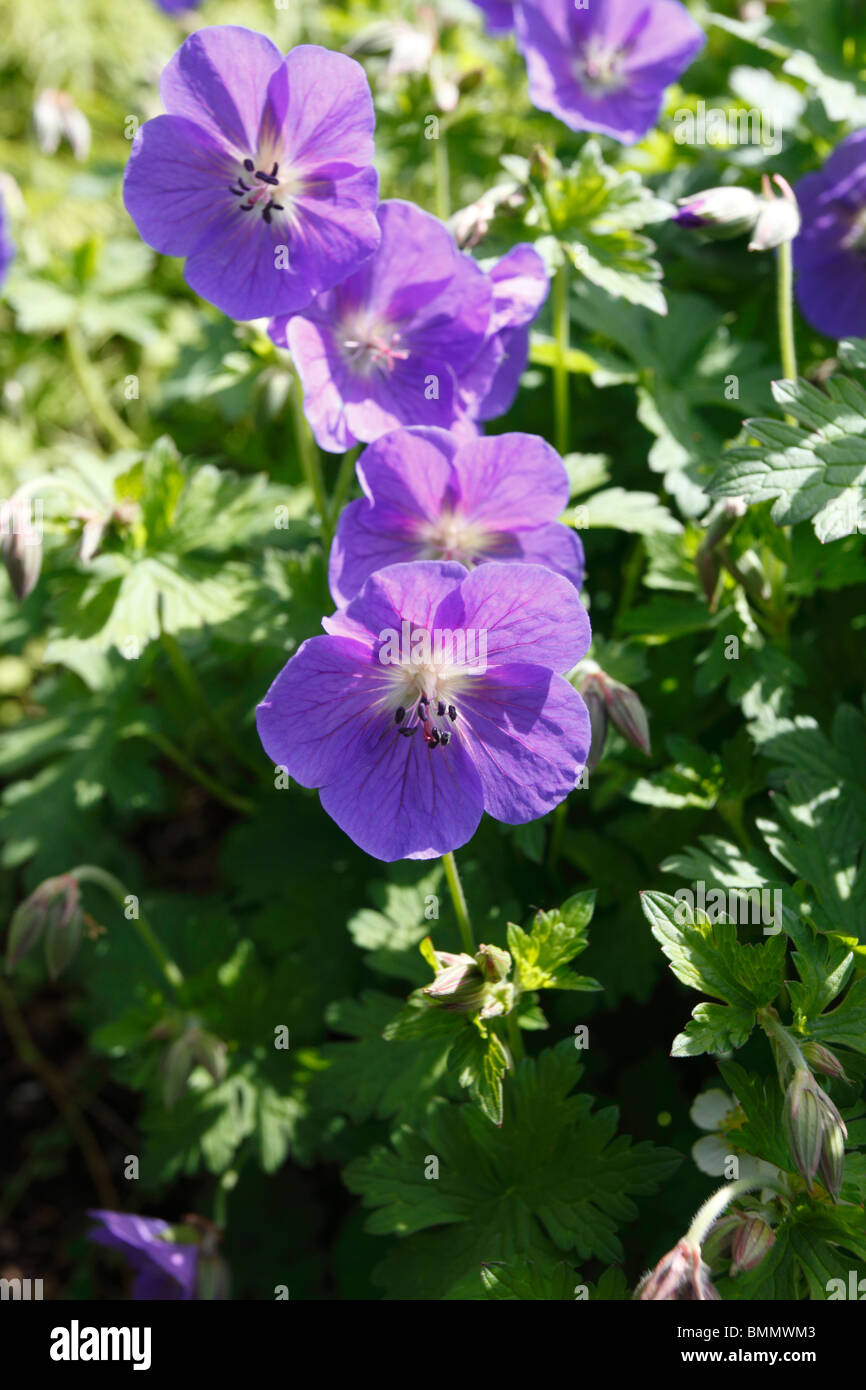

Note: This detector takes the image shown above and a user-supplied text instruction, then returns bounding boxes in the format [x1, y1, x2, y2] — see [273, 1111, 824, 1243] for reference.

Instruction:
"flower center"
[228, 156, 300, 225]
[339, 313, 410, 378]
[393, 686, 460, 751]
[418, 511, 493, 565]
[575, 36, 627, 95]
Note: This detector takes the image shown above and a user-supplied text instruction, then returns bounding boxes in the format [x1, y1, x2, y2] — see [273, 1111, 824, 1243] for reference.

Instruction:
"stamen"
[395, 707, 405, 724]
[448, 705, 457, 722]
[243, 158, 255, 172]
[437, 701, 446, 717]
[398, 726, 416, 737]
[439, 731, 451, 746]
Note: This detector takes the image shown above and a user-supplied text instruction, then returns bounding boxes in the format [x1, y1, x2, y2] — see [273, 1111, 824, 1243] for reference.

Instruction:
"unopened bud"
[423, 951, 486, 1013]
[1, 498, 42, 601]
[162, 1024, 226, 1107]
[674, 186, 762, 239]
[749, 175, 801, 252]
[784, 1068, 847, 1189]
[817, 1117, 846, 1200]
[635, 1238, 720, 1301]
[7, 874, 82, 975]
[606, 680, 651, 756]
[801, 1042, 849, 1083]
[583, 685, 608, 773]
[475, 943, 511, 983]
[730, 1215, 775, 1275]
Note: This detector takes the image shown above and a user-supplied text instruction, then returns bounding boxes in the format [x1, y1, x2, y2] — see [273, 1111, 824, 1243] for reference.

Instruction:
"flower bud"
[607, 679, 651, 756]
[801, 1042, 849, 1084]
[674, 186, 762, 239]
[583, 684, 608, 772]
[1, 498, 42, 602]
[162, 1023, 227, 1107]
[749, 175, 801, 252]
[635, 1238, 720, 1301]
[423, 951, 486, 1013]
[817, 1117, 846, 1200]
[475, 943, 511, 983]
[784, 1068, 847, 1189]
[730, 1216, 775, 1275]
[7, 874, 82, 975]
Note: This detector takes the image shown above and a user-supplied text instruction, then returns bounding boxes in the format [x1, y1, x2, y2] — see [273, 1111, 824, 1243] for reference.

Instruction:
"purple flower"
[514, 0, 705, 145]
[269, 199, 493, 452]
[87, 1211, 197, 1300]
[794, 130, 866, 339]
[123, 26, 380, 321]
[473, 0, 515, 33]
[256, 560, 591, 861]
[458, 242, 549, 422]
[328, 427, 584, 605]
[0, 188, 14, 289]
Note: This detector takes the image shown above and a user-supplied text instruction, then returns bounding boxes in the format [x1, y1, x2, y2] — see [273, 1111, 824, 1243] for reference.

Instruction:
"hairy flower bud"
[577, 665, 650, 765]
[801, 1042, 849, 1083]
[1, 497, 42, 601]
[749, 175, 801, 252]
[423, 944, 514, 1017]
[674, 185, 762, 239]
[635, 1238, 720, 1301]
[7, 874, 82, 975]
[162, 1023, 227, 1107]
[784, 1067, 847, 1189]
[730, 1216, 775, 1275]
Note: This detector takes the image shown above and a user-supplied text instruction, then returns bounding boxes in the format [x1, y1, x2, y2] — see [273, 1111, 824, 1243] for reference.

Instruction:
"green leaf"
[711, 371, 866, 541]
[345, 1042, 681, 1299]
[671, 1002, 756, 1057]
[531, 142, 671, 315]
[574, 486, 683, 536]
[480, 1257, 575, 1300]
[640, 890, 786, 1013]
[806, 979, 866, 1056]
[449, 1023, 508, 1127]
[507, 892, 600, 992]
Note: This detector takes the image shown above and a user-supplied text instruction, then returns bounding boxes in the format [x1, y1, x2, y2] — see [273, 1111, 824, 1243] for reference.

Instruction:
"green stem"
[64, 324, 137, 451]
[329, 444, 360, 537]
[686, 1176, 785, 1248]
[757, 1008, 808, 1075]
[776, 240, 798, 419]
[552, 260, 571, 456]
[506, 1010, 524, 1064]
[433, 126, 451, 222]
[213, 1167, 239, 1229]
[138, 727, 256, 816]
[289, 368, 328, 531]
[160, 631, 261, 779]
[70, 864, 184, 992]
[442, 851, 475, 953]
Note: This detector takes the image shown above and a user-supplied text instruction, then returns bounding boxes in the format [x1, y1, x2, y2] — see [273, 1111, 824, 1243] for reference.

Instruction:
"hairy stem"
[64, 324, 136, 451]
[71, 864, 184, 992]
[442, 851, 475, 953]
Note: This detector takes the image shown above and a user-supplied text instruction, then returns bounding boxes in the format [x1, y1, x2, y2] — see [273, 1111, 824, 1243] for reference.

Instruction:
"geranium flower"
[458, 243, 549, 422]
[328, 426, 584, 605]
[268, 199, 493, 452]
[514, 0, 705, 145]
[123, 26, 380, 321]
[87, 1211, 198, 1300]
[473, 0, 515, 34]
[794, 129, 866, 339]
[257, 561, 591, 861]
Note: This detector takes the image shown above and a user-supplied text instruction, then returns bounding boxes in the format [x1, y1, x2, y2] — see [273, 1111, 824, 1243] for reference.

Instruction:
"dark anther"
[418, 695, 429, 707]
[229, 179, 252, 196]
[427, 729, 441, 748]
[271, 202, 284, 211]
[243, 158, 255, 171]
[448, 705, 457, 721]
[255, 163, 280, 186]
[239, 202, 255, 212]
[395, 707, 405, 724]
[440, 731, 451, 746]
[437, 701, 446, 717]
[262, 202, 274, 223]
[398, 726, 416, 737]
